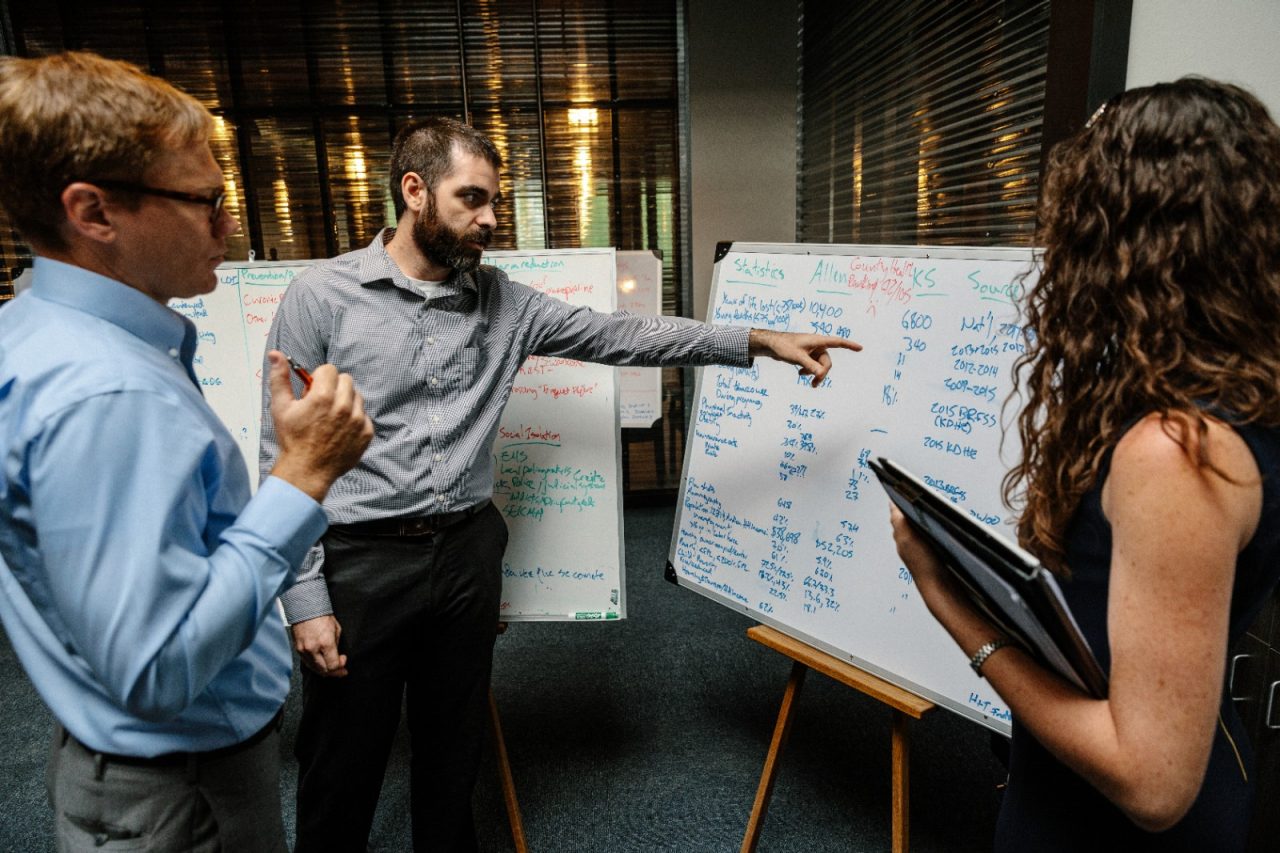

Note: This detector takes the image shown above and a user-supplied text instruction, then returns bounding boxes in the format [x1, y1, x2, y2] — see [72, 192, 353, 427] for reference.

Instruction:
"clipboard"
[870, 456, 1108, 699]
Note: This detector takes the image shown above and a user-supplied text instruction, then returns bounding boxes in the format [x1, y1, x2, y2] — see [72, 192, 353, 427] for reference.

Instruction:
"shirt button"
[430, 377, 439, 386]
[434, 454, 443, 462]
[433, 495, 442, 504]
[168, 347, 180, 357]
[432, 415, 441, 423]
[427, 337, 436, 345]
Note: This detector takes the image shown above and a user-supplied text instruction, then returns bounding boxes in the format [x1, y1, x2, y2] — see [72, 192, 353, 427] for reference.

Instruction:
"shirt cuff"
[714, 325, 752, 367]
[279, 575, 334, 624]
[240, 477, 329, 569]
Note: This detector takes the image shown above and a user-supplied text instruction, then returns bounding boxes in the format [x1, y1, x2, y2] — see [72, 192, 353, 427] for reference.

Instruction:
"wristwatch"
[969, 637, 1012, 676]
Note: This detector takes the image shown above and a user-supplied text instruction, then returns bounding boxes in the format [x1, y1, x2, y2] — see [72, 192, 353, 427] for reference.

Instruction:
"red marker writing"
[283, 354, 313, 392]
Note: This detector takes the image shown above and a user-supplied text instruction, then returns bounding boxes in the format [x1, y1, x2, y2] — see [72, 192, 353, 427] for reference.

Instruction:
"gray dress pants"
[47, 720, 287, 853]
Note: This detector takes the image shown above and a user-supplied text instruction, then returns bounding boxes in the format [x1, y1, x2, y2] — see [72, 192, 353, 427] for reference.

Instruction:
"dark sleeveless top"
[994, 421, 1280, 851]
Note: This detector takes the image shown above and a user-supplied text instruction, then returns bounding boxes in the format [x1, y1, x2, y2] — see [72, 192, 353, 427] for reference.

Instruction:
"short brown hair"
[389, 116, 503, 219]
[0, 51, 212, 249]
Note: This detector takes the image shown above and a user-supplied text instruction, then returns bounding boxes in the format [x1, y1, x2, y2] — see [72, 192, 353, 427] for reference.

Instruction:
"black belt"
[65, 709, 282, 770]
[329, 499, 491, 538]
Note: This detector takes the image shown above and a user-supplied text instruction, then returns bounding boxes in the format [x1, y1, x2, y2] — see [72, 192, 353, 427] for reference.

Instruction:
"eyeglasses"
[91, 179, 226, 223]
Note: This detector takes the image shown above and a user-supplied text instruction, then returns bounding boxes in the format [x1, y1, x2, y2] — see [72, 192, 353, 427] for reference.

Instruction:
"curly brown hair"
[1004, 77, 1280, 574]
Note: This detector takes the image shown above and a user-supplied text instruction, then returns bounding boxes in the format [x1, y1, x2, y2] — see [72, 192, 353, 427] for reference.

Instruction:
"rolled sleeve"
[278, 544, 333, 624]
[712, 324, 752, 366]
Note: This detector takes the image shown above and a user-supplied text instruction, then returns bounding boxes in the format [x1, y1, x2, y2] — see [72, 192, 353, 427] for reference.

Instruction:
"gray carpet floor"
[0, 503, 1006, 851]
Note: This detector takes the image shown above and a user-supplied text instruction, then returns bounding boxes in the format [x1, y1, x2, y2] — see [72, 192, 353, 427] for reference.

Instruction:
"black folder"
[871, 457, 1108, 699]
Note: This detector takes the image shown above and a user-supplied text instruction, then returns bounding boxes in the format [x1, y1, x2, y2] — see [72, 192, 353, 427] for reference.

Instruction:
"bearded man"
[261, 116, 859, 852]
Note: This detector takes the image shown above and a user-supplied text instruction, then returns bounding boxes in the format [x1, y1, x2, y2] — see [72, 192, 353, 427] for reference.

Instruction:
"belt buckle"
[400, 517, 436, 537]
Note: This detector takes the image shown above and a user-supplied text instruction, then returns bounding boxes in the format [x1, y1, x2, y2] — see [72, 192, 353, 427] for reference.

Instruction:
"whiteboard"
[171, 263, 304, 464]
[668, 242, 1039, 733]
[615, 250, 663, 428]
[484, 248, 625, 620]
[170, 248, 625, 621]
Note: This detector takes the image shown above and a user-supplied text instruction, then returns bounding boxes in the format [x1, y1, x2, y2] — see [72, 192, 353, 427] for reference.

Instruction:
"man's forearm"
[747, 327, 779, 356]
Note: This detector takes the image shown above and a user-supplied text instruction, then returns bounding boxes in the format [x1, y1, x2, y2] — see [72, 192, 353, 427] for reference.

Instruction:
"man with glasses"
[0, 52, 375, 851]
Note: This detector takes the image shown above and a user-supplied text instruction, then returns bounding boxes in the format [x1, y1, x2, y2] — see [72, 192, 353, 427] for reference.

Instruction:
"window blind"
[0, 0, 684, 309]
[798, 0, 1050, 246]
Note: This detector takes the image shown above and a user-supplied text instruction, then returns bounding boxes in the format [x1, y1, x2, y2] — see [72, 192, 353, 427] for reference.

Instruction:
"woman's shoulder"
[1112, 412, 1255, 473]
[1105, 411, 1262, 548]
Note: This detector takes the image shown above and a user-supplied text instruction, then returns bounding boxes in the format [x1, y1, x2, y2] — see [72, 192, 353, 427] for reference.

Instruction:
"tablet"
[871, 456, 1108, 699]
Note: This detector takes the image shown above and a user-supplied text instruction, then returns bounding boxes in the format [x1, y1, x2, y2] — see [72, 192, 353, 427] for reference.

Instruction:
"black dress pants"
[293, 503, 508, 853]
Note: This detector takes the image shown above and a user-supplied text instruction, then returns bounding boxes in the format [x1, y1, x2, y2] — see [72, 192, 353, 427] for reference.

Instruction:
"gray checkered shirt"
[261, 230, 750, 622]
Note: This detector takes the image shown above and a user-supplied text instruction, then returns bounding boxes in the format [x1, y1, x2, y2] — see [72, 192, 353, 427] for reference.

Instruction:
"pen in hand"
[283, 354, 314, 393]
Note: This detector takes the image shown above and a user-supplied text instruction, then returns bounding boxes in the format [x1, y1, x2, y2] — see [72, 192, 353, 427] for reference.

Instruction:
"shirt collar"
[30, 256, 196, 361]
[359, 227, 478, 295]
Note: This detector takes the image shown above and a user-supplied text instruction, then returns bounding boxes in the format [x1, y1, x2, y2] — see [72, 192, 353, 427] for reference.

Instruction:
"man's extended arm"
[746, 327, 860, 387]
[519, 286, 861, 380]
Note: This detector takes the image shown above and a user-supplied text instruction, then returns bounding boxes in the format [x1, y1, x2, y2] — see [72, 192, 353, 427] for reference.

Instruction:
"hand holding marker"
[284, 354, 313, 393]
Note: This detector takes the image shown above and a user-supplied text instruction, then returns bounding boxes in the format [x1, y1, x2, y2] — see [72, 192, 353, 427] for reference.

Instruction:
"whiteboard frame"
[669, 241, 1040, 734]
[615, 249, 664, 429]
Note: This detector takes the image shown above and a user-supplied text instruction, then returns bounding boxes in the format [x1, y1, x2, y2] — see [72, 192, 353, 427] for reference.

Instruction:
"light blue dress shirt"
[0, 258, 327, 756]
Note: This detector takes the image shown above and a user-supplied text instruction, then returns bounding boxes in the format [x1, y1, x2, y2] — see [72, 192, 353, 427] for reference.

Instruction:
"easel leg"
[741, 662, 809, 853]
[489, 689, 529, 853]
[891, 709, 910, 853]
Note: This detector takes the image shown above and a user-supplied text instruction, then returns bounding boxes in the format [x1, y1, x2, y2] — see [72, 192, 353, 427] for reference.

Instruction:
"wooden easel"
[741, 625, 936, 853]
[490, 624, 528, 852]
[488, 689, 529, 852]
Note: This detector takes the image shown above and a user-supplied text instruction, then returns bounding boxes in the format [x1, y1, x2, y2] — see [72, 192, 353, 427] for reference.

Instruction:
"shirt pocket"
[445, 345, 480, 392]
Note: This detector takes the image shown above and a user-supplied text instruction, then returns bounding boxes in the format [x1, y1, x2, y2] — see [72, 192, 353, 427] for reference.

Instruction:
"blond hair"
[0, 51, 212, 249]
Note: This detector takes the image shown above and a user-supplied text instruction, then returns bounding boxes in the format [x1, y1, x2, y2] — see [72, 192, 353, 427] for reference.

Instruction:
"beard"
[411, 195, 493, 273]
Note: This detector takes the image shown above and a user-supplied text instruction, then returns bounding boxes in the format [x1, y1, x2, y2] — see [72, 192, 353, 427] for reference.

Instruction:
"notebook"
[871, 456, 1107, 698]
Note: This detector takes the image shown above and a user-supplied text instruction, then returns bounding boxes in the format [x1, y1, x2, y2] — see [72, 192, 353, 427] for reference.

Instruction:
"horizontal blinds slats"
[0, 0, 682, 310]
[799, 0, 1049, 246]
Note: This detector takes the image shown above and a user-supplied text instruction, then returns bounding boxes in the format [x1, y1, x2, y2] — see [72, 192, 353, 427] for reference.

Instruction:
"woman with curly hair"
[891, 77, 1280, 850]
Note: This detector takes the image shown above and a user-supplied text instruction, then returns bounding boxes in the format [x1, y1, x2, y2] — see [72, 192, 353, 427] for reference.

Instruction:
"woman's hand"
[887, 502, 1011, 672]
[887, 504, 977, 620]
